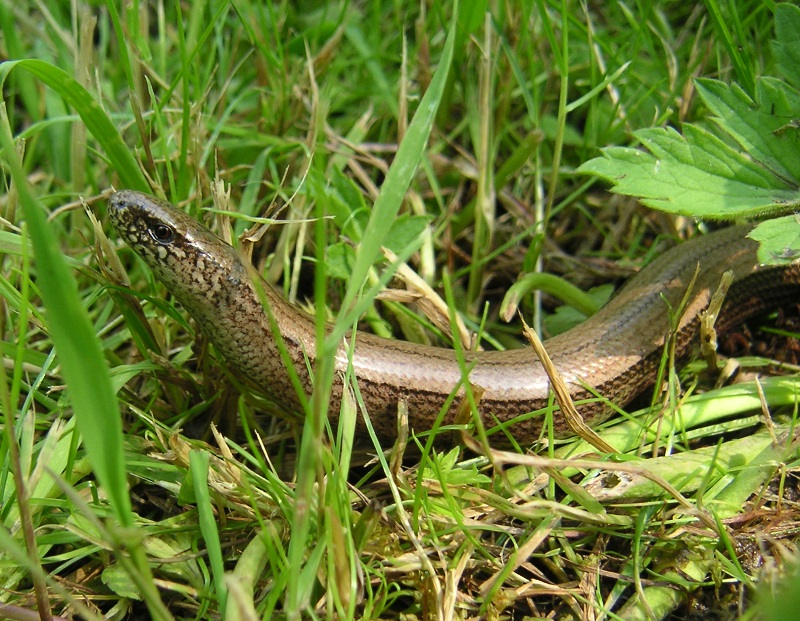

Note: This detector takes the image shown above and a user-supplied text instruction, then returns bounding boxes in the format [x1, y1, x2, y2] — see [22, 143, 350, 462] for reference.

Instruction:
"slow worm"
[108, 190, 800, 442]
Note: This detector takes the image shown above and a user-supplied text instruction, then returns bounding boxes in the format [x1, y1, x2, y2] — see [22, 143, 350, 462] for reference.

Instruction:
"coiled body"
[109, 190, 800, 442]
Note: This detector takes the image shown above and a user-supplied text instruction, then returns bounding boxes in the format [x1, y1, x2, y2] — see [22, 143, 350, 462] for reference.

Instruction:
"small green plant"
[580, 2, 800, 265]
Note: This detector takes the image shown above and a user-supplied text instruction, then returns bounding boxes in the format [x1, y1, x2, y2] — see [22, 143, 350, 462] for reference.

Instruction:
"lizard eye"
[149, 223, 175, 244]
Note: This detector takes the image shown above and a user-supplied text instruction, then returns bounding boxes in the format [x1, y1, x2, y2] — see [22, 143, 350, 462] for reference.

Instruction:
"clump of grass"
[0, 1, 797, 620]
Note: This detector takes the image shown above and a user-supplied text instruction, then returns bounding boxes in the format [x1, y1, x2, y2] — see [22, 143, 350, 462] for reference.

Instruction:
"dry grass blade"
[520, 315, 618, 454]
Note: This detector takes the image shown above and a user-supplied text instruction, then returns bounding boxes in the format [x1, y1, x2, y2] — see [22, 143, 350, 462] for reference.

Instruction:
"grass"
[0, 1, 798, 620]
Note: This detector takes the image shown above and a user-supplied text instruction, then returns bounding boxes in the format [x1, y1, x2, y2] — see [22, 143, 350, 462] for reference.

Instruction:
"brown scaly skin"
[109, 190, 800, 443]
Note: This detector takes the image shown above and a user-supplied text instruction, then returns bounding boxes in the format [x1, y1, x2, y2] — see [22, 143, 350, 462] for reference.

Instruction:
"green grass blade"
[331, 13, 457, 344]
[703, 0, 755, 94]
[0, 59, 149, 191]
[0, 104, 132, 525]
[0, 103, 172, 620]
[189, 450, 228, 612]
[283, 8, 458, 619]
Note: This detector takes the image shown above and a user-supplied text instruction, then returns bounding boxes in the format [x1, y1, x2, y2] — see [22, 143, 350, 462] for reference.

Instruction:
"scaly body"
[109, 190, 800, 442]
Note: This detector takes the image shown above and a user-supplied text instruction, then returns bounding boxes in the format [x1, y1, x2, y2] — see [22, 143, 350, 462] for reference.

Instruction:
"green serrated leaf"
[748, 216, 800, 265]
[578, 126, 800, 219]
[772, 3, 800, 89]
[697, 77, 800, 183]
[641, 125, 779, 188]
